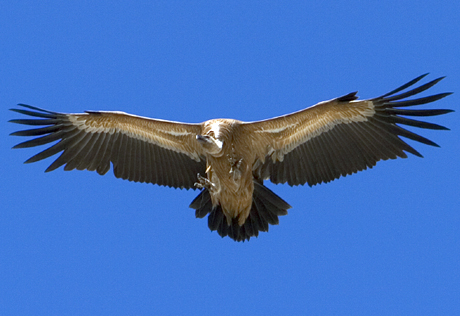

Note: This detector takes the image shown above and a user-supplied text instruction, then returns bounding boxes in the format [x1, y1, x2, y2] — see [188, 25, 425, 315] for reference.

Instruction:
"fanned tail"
[189, 182, 291, 241]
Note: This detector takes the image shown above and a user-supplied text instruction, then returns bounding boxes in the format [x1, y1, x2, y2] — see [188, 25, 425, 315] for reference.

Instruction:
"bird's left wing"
[243, 74, 453, 186]
[10, 105, 206, 189]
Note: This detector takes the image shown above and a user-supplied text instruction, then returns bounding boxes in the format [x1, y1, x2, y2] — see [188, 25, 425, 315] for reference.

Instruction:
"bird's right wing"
[243, 74, 452, 186]
[10, 105, 206, 189]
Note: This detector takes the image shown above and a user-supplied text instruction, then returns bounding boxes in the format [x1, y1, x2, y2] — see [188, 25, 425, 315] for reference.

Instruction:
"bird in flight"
[10, 74, 452, 241]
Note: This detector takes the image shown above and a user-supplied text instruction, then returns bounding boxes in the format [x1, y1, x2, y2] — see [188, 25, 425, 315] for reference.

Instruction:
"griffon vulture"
[10, 74, 453, 241]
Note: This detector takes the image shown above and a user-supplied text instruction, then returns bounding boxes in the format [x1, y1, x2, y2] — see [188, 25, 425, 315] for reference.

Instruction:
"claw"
[194, 173, 215, 191]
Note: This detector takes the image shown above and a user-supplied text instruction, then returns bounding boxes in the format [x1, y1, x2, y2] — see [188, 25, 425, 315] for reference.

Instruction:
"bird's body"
[10, 74, 453, 241]
[199, 119, 255, 225]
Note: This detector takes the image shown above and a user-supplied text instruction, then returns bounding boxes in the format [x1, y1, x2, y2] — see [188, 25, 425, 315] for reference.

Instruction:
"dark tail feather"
[189, 182, 291, 242]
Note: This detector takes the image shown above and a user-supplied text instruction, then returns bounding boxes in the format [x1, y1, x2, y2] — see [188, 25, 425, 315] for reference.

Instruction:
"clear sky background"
[1, 1, 459, 315]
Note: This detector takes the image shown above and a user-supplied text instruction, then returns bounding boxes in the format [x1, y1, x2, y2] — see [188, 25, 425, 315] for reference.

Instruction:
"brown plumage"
[10, 74, 453, 241]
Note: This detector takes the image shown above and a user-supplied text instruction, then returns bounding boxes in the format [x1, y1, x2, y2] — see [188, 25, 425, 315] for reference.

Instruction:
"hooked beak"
[196, 134, 224, 156]
[196, 135, 211, 143]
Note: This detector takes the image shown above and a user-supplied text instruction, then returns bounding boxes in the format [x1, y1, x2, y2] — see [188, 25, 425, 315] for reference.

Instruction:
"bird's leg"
[228, 147, 243, 181]
[195, 173, 216, 191]
[231, 157, 243, 171]
[229, 158, 243, 181]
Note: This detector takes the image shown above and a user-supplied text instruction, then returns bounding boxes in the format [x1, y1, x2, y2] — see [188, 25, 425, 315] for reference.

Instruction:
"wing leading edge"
[10, 105, 206, 189]
[247, 74, 453, 186]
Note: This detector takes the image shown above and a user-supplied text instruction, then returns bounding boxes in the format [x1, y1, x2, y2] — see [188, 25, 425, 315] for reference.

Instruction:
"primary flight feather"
[10, 74, 453, 241]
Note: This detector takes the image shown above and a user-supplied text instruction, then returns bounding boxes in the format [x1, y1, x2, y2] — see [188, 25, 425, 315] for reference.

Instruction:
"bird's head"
[196, 134, 224, 157]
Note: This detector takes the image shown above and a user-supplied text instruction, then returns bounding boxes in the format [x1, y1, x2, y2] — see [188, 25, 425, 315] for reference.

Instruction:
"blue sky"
[1, 1, 459, 315]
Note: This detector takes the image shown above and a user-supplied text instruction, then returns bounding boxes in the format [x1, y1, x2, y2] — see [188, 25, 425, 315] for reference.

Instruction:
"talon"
[235, 158, 242, 168]
[228, 157, 243, 175]
[194, 173, 215, 191]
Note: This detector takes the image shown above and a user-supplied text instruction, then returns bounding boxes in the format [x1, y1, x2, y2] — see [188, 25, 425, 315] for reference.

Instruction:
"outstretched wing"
[245, 74, 453, 186]
[10, 105, 206, 189]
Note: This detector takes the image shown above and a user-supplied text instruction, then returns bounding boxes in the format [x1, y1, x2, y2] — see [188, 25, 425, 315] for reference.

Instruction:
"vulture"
[10, 74, 453, 242]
